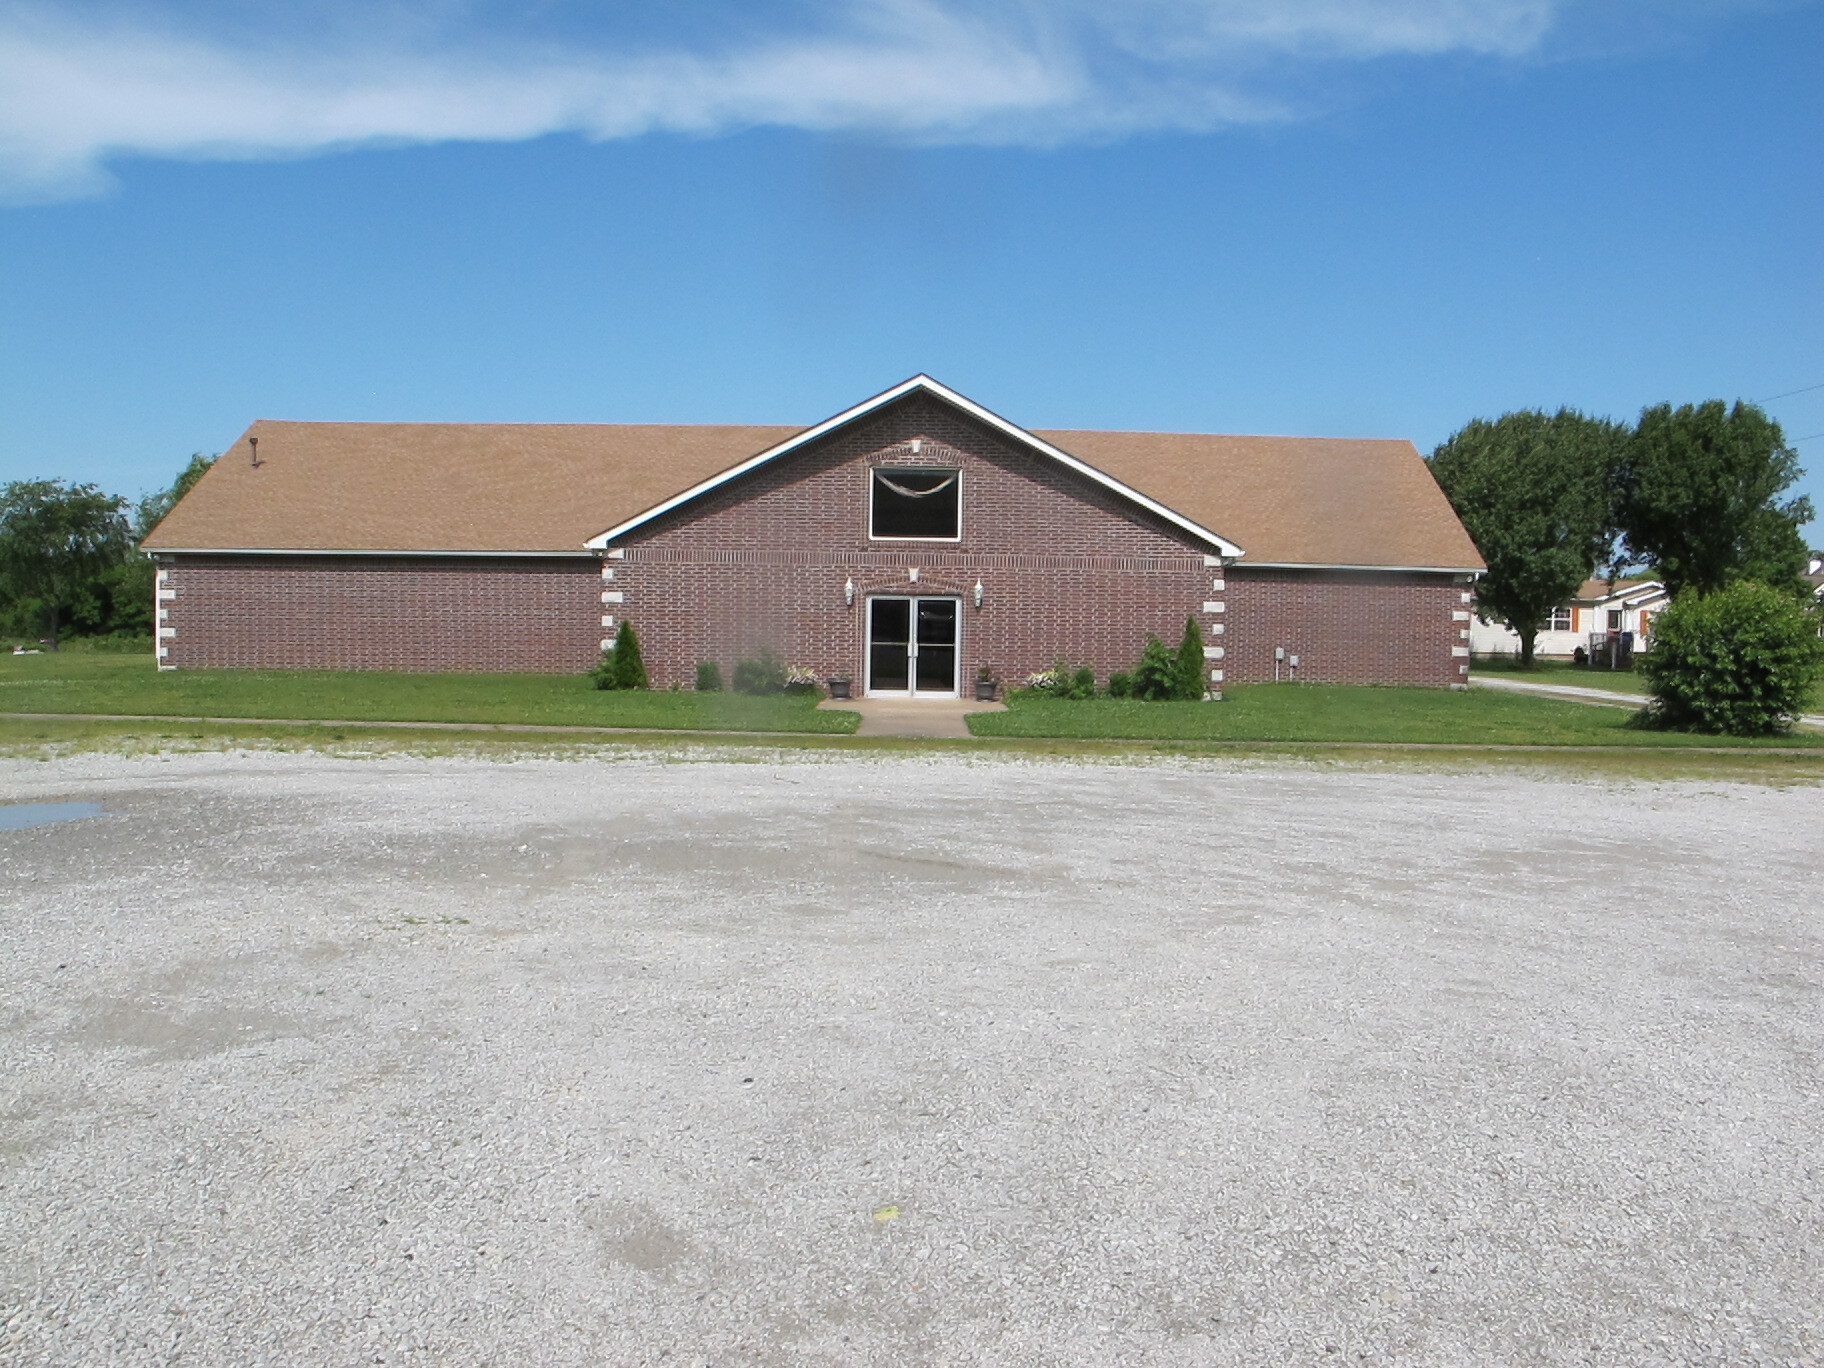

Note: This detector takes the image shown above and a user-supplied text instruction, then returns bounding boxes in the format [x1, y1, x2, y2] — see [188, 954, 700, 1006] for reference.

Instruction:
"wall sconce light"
[844, 577, 855, 607]
[972, 580, 984, 609]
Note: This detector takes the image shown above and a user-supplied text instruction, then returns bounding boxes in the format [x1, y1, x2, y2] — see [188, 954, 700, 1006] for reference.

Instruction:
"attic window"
[871, 468, 960, 540]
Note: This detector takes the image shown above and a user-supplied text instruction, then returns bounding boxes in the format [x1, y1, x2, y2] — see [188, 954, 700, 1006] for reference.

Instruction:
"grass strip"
[965, 683, 1824, 748]
[6, 716, 1824, 786]
[0, 653, 859, 734]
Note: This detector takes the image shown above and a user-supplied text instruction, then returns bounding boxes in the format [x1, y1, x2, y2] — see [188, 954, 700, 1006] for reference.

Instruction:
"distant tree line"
[0, 454, 216, 648]
[1428, 399, 1814, 666]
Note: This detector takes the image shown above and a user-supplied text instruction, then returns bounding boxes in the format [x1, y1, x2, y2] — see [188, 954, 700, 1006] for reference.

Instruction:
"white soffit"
[583, 374, 1248, 558]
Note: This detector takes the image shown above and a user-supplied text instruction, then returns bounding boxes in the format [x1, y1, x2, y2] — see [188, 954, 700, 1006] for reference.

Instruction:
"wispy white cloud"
[0, 0, 1672, 200]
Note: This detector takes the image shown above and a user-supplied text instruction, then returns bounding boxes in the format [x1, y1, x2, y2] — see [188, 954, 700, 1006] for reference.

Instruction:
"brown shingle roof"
[143, 415, 1484, 570]
[142, 421, 801, 556]
[1032, 429, 1481, 569]
[1570, 577, 1663, 602]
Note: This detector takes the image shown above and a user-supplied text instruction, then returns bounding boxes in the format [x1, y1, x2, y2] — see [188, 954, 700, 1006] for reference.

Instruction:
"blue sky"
[2, 0, 1820, 536]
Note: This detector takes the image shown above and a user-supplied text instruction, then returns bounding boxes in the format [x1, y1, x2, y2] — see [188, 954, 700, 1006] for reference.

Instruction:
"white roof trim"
[584, 374, 1247, 558]
[1580, 580, 1667, 605]
[1241, 561, 1484, 575]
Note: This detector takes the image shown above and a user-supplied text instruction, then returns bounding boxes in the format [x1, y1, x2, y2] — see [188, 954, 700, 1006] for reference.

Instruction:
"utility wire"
[1761, 382, 1824, 402]
[1791, 432, 1824, 443]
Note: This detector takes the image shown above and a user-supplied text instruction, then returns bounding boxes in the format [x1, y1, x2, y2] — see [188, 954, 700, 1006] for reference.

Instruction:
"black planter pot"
[828, 678, 853, 700]
[974, 681, 998, 702]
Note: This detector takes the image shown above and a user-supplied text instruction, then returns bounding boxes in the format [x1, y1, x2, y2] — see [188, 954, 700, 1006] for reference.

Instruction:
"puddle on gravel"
[0, 801, 104, 831]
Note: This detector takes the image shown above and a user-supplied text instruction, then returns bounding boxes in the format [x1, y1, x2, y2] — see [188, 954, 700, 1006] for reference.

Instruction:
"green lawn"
[0, 652, 859, 734]
[7, 653, 1817, 749]
[966, 684, 1824, 747]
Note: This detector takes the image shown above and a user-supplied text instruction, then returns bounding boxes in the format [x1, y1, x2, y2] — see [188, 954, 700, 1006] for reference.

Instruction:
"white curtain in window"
[876, 472, 957, 499]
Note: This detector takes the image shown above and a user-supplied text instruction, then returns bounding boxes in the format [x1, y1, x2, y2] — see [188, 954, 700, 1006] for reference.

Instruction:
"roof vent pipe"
[249, 436, 261, 467]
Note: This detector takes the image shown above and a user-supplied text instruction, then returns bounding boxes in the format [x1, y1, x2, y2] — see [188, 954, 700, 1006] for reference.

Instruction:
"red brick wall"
[616, 394, 1215, 691]
[159, 555, 601, 672]
[160, 393, 1470, 687]
[1224, 567, 1469, 686]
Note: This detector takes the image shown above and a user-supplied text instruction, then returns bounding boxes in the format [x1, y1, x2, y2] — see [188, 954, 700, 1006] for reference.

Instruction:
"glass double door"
[867, 597, 959, 697]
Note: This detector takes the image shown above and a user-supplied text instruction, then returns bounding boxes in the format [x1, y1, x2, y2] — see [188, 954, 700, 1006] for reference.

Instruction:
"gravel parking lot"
[1, 748, 1821, 1367]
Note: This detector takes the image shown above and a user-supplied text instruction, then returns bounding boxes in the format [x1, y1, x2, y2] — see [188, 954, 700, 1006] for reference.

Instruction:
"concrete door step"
[816, 698, 1006, 739]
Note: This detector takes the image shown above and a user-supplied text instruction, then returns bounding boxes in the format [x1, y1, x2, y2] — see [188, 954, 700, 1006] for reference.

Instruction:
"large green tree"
[0, 480, 131, 648]
[1429, 409, 1625, 665]
[1617, 400, 1812, 598]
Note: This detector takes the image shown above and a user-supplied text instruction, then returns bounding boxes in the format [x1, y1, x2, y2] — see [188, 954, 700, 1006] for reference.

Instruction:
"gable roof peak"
[583, 374, 1247, 557]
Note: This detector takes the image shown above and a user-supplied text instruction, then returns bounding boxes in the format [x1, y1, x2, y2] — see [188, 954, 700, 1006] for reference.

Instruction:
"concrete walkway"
[1470, 675, 1646, 708]
[816, 696, 1006, 738]
[1471, 674, 1824, 729]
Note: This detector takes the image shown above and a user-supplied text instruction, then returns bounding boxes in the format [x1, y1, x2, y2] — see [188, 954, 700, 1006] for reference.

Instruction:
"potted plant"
[974, 665, 999, 702]
[827, 674, 853, 700]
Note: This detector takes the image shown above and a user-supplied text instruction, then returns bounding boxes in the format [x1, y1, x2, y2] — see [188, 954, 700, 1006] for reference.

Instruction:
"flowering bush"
[1022, 660, 1095, 699]
[785, 665, 821, 687]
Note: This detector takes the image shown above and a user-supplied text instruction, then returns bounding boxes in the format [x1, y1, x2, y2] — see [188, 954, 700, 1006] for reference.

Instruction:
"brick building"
[140, 376, 1484, 693]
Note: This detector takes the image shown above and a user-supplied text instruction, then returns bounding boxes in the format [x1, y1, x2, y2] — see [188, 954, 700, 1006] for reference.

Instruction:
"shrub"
[1637, 581, 1824, 735]
[1050, 659, 1096, 700]
[783, 664, 823, 698]
[1131, 635, 1178, 700]
[1021, 659, 1095, 699]
[695, 660, 723, 692]
[1107, 671, 1134, 698]
[733, 649, 788, 695]
[590, 620, 648, 690]
[1173, 616, 1206, 701]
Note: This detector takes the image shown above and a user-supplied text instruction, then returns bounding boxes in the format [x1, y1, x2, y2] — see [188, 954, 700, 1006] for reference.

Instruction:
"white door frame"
[865, 595, 961, 699]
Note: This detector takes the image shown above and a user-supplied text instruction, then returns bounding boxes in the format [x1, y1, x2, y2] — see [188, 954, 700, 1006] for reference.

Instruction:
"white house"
[1470, 578, 1669, 659]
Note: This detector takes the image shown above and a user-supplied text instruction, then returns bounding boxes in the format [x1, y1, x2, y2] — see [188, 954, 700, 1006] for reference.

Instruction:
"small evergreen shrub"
[733, 649, 788, 695]
[1173, 616, 1206, 701]
[695, 660, 724, 692]
[1638, 581, 1824, 735]
[1107, 671, 1134, 698]
[1131, 635, 1178, 700]
[591, 621, 648, 690]
[1069, 665, 1096, 700]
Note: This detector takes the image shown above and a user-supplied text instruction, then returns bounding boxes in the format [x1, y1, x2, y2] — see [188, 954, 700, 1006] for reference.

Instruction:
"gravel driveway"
[1, 748, 1820, 1367]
